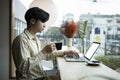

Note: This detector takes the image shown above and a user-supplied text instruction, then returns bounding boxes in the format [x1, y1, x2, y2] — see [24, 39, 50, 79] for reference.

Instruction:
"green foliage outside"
[79, 21, 88, 54]
[95, 56, 120, 70]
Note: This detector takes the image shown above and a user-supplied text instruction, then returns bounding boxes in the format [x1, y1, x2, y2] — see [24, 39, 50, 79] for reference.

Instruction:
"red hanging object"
[65, 21, 77, 38]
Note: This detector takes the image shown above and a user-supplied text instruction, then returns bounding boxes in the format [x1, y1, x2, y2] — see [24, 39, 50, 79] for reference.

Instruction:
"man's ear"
[30, 18, 36, 24]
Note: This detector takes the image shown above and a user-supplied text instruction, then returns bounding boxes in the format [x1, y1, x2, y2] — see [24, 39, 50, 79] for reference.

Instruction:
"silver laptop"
[64, 42, 100, 62]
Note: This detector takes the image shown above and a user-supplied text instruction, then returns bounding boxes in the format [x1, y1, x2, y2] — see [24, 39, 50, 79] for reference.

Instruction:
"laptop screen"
[84, 42, 100, 60]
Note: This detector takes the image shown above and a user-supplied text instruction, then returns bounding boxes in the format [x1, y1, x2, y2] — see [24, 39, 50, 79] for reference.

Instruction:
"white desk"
[57, 57, 120, 80]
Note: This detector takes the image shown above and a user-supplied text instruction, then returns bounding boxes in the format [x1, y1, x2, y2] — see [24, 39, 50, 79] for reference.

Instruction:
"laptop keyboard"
[65, 56, 85, 62]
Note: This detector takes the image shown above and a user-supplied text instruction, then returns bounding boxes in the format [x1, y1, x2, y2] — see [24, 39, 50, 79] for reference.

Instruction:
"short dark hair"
[25, 7, 50, 25]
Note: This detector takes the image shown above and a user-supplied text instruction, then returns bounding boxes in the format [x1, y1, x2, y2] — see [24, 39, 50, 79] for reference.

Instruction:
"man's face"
[34, 20, 45, 33]
[30, 19, 45, 33]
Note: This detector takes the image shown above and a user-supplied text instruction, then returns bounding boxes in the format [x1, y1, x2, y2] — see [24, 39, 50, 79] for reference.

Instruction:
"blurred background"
[10, 0, 120, 78]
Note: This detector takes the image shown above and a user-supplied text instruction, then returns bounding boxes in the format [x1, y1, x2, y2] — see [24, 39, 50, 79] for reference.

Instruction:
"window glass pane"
[14, 18, 26, 37]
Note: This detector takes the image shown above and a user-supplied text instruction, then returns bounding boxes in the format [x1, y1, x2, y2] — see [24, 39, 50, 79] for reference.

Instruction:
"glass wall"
[14, 18, 26, 37]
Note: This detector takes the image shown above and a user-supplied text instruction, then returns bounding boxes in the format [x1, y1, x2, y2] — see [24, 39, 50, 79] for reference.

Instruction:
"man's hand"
[64, 50, 79, 58]
[41, 44, 56, 54]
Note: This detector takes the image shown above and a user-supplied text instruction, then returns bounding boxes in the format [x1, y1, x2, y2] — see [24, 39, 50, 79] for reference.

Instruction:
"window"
[14, 18, 26, 37]
[117, 27, 120, 31]
[108, 27, 111, 31]
[116, 20, 120, 23]
[95, 27, 100, 34]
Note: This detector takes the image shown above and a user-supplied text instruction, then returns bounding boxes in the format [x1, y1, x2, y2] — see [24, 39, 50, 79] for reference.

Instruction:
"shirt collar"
[24, 29, 37, 40]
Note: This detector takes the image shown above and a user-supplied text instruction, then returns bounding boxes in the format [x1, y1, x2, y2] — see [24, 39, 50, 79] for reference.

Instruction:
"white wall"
[0, 0, 10, 79]
[14, 0, 27, 21]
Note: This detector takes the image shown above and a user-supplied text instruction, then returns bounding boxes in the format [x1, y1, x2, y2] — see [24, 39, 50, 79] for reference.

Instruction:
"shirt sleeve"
[12, 36, 45, 76]
[52, 50, 65, 57]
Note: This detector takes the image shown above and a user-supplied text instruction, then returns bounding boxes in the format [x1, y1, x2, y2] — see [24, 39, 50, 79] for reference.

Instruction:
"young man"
[12, 7, 79, 80]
